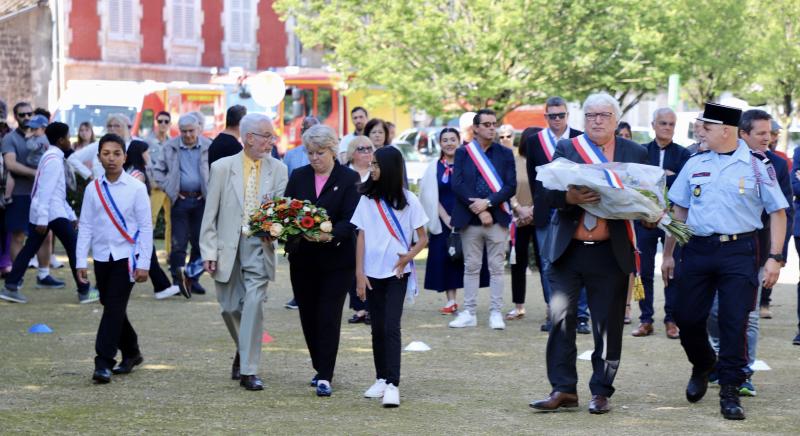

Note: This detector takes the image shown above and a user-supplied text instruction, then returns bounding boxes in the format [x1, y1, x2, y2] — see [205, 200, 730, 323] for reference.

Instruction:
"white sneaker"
[154, 285, 181, 300]
[448, 311, 477, 328]
[50, 258, 64, 269]
[382, 383, 400, 407]
[364, 378, 387, 398]
[489, 310, 506, 330]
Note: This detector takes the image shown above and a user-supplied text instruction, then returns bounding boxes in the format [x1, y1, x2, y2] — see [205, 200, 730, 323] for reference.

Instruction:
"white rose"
[270, 223, 283, 237]
[320, 221, 333, 233]
[266, 208, 273, 215]
[284, 218, 289, 223]
[303, 206, 310, 212]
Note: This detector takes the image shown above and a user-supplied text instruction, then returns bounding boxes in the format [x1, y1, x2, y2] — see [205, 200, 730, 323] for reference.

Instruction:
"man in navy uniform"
[631, 108, 691, 339]
[662, 103, 788, 420]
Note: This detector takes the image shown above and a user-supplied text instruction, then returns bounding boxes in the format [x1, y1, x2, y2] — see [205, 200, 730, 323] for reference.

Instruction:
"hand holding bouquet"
[536, 158, 693, 244]
[248, 197, 333, 241]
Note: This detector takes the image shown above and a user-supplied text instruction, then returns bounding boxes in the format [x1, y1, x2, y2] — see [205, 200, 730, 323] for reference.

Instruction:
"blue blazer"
[642, 140, 691, 188]
[451, 142, 516, 228]
[791, 147, 800, 236]
[762, 150, 793, 257]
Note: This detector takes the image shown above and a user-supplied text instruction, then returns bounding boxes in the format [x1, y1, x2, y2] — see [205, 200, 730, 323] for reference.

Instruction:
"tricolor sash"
[95, 179, 140, 282]
[571, 135, 642, 275]
[30, 153, 61, 198]
[375, 198, 418, 302]
[464, 140, 510, 213]
[537, 128, 558, 161]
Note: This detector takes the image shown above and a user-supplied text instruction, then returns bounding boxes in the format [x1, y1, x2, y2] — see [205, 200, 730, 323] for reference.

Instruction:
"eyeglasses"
[585, 112, 614, 122]
[499, 135, 513, 140]
[16, 112, 33, 118]
[355, 146, 373, 153]
[157, 119, 170, 124]
[251, 132, 275, 142]
[546, 112, 567, 120]
[107, 123, 123, 129]
[478, 121, 498, 128]
[370, 161, 380, 168]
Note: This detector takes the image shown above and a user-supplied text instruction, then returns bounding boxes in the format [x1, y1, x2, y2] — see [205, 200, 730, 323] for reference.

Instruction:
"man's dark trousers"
[169, 197, 204, 277]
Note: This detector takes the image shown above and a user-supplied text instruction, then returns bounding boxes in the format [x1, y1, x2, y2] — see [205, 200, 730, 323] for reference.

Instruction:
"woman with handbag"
[420, 128, 488, 314]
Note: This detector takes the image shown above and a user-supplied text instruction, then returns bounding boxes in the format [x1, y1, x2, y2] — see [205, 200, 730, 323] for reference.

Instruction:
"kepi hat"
[697, 102, 741, 126]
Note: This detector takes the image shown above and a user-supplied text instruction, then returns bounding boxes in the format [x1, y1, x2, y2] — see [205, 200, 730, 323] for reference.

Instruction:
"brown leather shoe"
[529, 391, 579, 411]
[631, 322, 654, 337]
[665, 321, 680, 339]
[589, 395, 610, 414]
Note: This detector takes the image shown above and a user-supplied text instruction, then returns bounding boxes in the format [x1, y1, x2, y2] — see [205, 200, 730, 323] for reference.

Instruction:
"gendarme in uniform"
[663, 103, 788, 421]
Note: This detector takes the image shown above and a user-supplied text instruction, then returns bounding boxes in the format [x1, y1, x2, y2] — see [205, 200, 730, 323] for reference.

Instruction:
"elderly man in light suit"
[200, 113, 288, 391]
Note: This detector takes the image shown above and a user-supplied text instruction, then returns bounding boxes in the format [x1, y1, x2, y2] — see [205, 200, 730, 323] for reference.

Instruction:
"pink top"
[314, 174, 329, 197]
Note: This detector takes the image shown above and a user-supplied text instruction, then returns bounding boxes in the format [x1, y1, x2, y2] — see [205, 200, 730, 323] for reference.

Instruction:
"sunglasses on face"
[157, 119, 170, 124]
[478, 121, 498, 128]
[16, 112, 33, 118]
[355, 146, 373, 153]
[546, 112, 567, 120]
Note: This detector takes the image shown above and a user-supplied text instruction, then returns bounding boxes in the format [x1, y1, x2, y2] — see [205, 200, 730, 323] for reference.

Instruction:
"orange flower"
[290, 199, 304, 210]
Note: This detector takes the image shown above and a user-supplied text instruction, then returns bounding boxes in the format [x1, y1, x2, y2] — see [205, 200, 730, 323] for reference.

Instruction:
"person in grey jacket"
[153, 114, 211, 294]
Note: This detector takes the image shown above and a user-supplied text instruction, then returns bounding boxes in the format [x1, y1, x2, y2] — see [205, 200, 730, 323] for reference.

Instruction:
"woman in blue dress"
[420, 128, 488, 314]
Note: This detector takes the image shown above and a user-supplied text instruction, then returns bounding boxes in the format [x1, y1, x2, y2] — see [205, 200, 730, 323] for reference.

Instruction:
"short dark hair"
[473, 108, 497, 126]
[225, 105, 247, 128]
[157, 111, 171, 120]
[351, 106, 368, 117]
[739, 109, 771, 134]
[98, 133, 126, 153]
[545, 96, 567, 110]
[360, 146, 408, 210]
[364, 118, 390, 145]
[13, 101, 31, 116]
[45, 122, 69, 145]
[615, 121, 632, 135]
[34, 108, 51, 120]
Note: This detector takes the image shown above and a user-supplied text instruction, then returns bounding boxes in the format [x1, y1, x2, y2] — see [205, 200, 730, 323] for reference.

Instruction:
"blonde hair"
[302, 124, 338, 154]
[346, 136, 374, 163]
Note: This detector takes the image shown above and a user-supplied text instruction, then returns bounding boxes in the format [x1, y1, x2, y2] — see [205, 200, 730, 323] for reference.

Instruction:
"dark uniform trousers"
[547, 240, 628, 397]
[94, 257, 139, 370]
[634, 224, 677, 324]
[673, 235, 759, 386]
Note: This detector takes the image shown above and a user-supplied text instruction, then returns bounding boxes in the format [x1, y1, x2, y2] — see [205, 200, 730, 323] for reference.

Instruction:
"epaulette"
[689, 149, 711, 157]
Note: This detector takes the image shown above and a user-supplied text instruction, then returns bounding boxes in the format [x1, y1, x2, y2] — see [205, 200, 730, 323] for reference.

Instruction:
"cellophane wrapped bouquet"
[248, 197, 333, 241]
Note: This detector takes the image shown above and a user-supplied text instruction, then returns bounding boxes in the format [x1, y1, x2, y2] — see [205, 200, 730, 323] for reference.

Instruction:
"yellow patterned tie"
[243, 161, 259, 227]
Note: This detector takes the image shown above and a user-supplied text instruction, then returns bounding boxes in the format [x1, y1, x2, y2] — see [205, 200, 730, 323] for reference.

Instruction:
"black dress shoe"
[577, 319, 591, 334]
[191, 281, 206, 295]
[588, 395, 610, 414]
[240, 374, 264, 391]
[112, 355, 144, 375]
[686, 364, 715, 403]
[719, 384, 745, 420]
[231, 353, 240, 380]
[92, 368, 112, 384]
[348, 314, 366, 324]
[540, 320, 552, 332]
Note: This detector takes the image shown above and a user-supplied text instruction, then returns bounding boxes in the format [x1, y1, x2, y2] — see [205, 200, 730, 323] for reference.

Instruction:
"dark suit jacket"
[642, 140, 691, 188]
[543, 136, 648, 273]
[524, 127, 582, 227]
[451, 142, 516, 228]
[757, 149, 793, 261]
[283, 162, 361, 271]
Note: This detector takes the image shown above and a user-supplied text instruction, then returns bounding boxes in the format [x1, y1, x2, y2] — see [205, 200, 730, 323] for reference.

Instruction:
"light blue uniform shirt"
[284, 145, 310, 175]
[668, 140, 789, 236]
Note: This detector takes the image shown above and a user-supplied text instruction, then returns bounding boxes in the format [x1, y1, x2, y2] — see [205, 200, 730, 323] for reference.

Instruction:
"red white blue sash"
[30, 153, 61, 198]
[94, 179, 139, 281]
[464, 140, 510, 213]
[537, 128, 557, 161]
[571, 135, 641, 275]
[375, 198, 418, 300]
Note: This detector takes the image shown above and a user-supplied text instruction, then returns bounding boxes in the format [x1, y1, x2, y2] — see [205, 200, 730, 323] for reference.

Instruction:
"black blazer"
[642, 140, 691, 188]
[543, 136, 648, 273]
[283, 162, 361, 271]
[524, 127, 582, 227]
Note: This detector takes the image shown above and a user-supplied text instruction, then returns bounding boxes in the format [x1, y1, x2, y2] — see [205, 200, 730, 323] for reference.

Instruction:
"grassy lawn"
[1, 248, 799, 435]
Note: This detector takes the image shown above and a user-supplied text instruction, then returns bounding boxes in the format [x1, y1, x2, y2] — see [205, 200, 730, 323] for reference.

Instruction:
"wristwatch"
[767, 253, 785, 262]
[486, 199, 493, 208]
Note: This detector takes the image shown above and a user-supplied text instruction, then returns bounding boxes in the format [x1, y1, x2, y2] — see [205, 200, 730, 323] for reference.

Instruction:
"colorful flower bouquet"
[248, 197, 333, 241]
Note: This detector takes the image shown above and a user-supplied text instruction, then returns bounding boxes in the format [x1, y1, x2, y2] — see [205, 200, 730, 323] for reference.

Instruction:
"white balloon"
[246, 71, 286, 108]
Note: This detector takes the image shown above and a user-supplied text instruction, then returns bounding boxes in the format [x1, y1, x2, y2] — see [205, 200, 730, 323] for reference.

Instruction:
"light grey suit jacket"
[200, 151, 288, 283]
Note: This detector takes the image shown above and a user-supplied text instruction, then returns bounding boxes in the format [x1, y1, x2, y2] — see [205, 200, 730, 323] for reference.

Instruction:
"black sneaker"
[793, 332, 800, 346]
[577, 319, 591, 334]
[36, 275, 66, 289]
[540, 320, 552, 332]
[190, 280, 206, 295]
[284, 298, 298, 310]
[719, 384, 745, 420]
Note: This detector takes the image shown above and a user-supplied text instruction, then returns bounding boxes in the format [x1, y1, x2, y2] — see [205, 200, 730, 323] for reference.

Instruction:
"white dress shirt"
[29, 146, 77, 226]
[76, 171, 153, 269]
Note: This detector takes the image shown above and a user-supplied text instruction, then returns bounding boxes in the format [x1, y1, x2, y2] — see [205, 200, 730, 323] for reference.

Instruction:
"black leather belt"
[179, 191, 202, 198]
[572, 239, 609, 246]
[696, 231, 756, 242]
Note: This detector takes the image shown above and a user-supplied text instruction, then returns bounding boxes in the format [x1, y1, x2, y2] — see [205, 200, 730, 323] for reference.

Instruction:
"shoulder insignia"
[689, 149, 711, 158]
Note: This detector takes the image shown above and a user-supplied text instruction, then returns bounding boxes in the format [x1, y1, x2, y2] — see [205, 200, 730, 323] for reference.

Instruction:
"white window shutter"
[183, 0, 195, 40]
[172, 0, 184, 40]
[121, 0, 134, 36]
[109, 0, 121, 36]
[231, 0, 242, 44]
[241, 0, 251, 45]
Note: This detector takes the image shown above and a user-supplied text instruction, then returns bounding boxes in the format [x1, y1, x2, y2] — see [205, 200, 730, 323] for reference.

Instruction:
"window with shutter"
[173, 0, 199, 42]
[108, 0, 136, 40]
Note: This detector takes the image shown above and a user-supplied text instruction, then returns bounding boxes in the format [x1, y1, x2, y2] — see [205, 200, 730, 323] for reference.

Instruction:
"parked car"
[392, 127, 444, 185]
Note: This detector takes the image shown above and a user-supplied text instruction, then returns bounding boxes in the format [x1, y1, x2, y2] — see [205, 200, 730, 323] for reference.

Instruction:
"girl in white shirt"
[351, 146, 428, 408]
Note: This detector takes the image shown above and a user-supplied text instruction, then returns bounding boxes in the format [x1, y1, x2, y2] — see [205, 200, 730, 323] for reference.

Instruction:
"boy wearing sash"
[0, 122, 98, 304]
[77, 134, 152, 384]
[530, 93, 647, 415]
[450, 109, 516, 330]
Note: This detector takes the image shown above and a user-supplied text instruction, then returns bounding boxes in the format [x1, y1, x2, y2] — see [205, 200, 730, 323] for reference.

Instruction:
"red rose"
[300, 216, 315, 229]
[290, 199, 303, 210]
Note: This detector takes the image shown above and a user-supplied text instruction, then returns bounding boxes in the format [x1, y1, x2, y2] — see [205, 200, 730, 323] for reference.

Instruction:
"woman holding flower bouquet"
[283, 124, 362, 397]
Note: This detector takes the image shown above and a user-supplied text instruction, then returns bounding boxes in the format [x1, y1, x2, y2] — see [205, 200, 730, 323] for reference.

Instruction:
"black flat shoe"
[720, 384, 745, 420]
[348, 314, 366, 324]
[686, 362, 715, 403]
[231, 353, 240, 380]
[92, 368, 111, 384]
[112, 355, 144, 375]
[240, 374, 264, 391]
